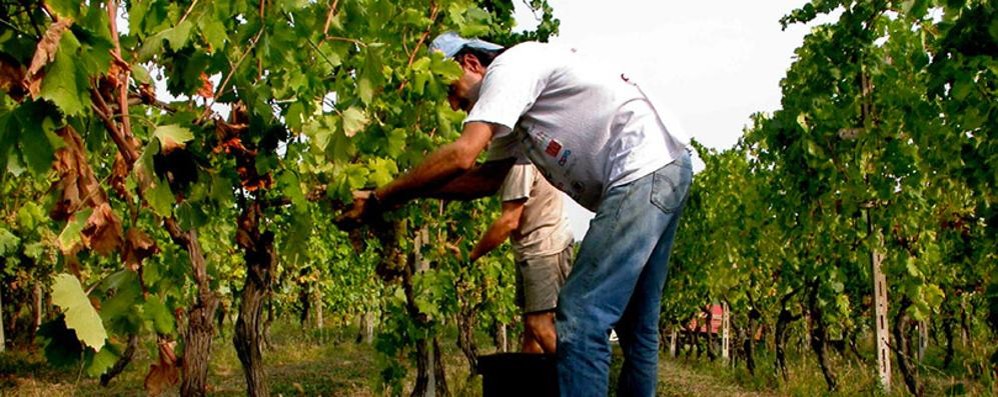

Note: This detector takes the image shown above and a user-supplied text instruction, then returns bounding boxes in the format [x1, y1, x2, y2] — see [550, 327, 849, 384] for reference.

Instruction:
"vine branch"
[397, 2, 440, 93]
[107, 0, 134, 144]
[321, 0, 340, 37]
[178, 0, 200, 25]
[200, 13, 267, 122]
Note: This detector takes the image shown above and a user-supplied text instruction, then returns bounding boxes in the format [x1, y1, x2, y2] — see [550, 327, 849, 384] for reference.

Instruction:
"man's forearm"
[469, 200, 524, 262]
[375, 143, 471, 207]
[470, 221, 514, 262]
[425, 158, 515, 201]
[375, 122, 495, 208]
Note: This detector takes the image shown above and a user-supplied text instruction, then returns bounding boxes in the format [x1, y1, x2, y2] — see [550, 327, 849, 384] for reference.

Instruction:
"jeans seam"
[579, 184, 629, 291]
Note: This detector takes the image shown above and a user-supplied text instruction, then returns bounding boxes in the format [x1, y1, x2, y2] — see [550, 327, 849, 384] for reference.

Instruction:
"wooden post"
[363, 312, 374, 343]
[960, 298, 968, 348]
[867, 208, 891, 392]
[670, 329, 678, 357]
[918, 320, 928, 363]
[427, 338, 438, 397]
[315, 290, 324, 330]
[415, 228, 430, 272]
[33, 284, 43, 332]
[872, 249, 891, 391]
[721, 301, 730, 361]
[497, 324, 508, 353]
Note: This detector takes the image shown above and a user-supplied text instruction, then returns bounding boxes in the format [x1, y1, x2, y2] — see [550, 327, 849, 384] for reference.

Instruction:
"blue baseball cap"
[429, 32, 504, 58]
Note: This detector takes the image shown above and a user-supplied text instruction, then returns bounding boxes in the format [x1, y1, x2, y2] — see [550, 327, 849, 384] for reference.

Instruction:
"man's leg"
[616, 152, 692, 396]
[524, 311, 557, 353]
[521, 320, 545, 353]
[520, 246, 573, 354]
[615, 204, 685, 395]
[556, 153, 692, 397]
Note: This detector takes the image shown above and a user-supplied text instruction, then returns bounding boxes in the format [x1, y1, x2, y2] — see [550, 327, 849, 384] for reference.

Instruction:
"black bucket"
[478, 353, 558, 397]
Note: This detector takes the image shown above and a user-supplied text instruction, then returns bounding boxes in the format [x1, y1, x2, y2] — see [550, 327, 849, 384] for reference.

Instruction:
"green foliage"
[667, 1, 995, 392]
[0, 225, 20, 257]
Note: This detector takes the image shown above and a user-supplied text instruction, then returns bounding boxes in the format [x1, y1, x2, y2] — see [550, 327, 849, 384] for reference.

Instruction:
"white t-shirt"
[466, 42, 689, 211]
[499, 163, 573, 261]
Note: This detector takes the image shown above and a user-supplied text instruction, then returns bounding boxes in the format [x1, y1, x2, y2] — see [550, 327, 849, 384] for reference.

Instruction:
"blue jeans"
[556, 150, 692, 396]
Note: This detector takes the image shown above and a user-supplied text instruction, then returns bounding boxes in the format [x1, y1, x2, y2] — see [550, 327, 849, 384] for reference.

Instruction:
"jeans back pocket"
[651, 162, 691, 213]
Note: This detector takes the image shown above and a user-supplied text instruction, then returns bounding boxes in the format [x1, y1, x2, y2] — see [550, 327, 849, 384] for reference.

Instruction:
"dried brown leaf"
[123, 228, 158, 271]
[82, 203, 123, 255]
[196, 72, 213, 99]
[213, 118, 250, 155]
[23, 18, 74, 97]
[144, 340, 180, 397]
[110, 152, 130, 199]
[52, 126, 107, 220]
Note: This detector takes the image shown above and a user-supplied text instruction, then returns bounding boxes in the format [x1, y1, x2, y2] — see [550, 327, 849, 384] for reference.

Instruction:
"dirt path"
[657, 359, 780, 397]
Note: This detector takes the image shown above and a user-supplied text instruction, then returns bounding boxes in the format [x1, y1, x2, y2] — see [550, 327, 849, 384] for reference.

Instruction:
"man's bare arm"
[426, 158, 515, 201]
[374, 121, 496, 207]
[469, 199, 526, 262]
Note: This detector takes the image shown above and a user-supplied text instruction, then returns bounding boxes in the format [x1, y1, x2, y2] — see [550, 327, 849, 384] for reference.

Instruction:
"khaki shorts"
[515, 245, 574, 314]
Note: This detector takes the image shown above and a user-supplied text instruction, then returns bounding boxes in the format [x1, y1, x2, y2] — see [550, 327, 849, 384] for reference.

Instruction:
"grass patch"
[662, 340, 995, 397]
[2, 323, 992, 396]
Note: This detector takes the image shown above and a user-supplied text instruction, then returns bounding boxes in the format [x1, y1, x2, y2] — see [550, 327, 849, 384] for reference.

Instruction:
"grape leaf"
[58, 209, 93, 253]
[386, 128, 407, 157]
[24, 18, 74, 97]
[82, 202, 123, 256]
[86, 343, 120, 377]
[98, 270, 142, 335]
[131, 64, 152, 85]
[342, 107, 369, 137]
[358, 77, 374, 105]
[326, 128, 354, 163]
[368, 158, 398, 186]
[17, 115, 61, 177]
[153, 124, 194, 154]
[175, 201, 208, 231]
[0, 225, 20, 256]
[146, 178, 174, 218]
[198, 17, 227, 51]
[46, 0, 81, 19]
[164, 20, 194, 50]
[144, 342, 179, 396]
[278, 171, 307, 210]
[39, 31, 88, 116]
[142, 295, 175, 334]
[51, 273, 108, 350]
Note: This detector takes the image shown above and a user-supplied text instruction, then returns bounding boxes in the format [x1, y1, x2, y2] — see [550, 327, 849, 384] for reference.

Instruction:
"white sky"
[511, 1, 826, 240]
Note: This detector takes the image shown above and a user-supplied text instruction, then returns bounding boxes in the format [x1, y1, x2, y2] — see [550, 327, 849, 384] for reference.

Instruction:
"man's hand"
[335, 190, 380, 230]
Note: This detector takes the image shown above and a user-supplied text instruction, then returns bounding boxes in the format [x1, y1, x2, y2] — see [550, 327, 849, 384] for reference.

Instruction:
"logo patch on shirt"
[545, 140, 562, 157]
[558, 150, 571, 166]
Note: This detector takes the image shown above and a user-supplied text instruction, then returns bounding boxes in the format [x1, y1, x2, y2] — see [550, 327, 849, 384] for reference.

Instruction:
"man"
[468, 162, 573, 354]
[341, 32, 693, 396]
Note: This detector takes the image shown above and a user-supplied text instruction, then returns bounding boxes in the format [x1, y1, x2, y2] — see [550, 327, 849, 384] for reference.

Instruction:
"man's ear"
[458, 53, 485, 74]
